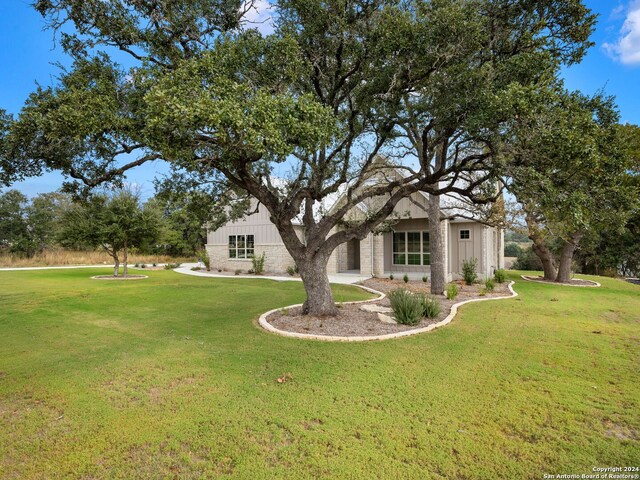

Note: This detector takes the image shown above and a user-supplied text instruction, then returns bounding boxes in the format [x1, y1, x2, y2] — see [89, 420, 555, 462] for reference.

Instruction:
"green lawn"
[0, 269, 638, 479]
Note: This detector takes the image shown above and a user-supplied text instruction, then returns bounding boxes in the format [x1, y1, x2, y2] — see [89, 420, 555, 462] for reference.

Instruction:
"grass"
[0, 249, 195, 268]
[0, 269, 638, 479]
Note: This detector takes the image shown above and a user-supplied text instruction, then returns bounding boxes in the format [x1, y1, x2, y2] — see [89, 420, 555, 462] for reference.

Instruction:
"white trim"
[459, 228, 471, 241]
[258, 281, 518, 342]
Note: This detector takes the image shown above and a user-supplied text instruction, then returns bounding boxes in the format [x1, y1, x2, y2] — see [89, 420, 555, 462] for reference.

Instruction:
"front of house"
[206, 189, 504, 281]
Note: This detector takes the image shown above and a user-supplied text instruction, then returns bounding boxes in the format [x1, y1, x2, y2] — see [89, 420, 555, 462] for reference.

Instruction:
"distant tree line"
[0, 188, 206, 259]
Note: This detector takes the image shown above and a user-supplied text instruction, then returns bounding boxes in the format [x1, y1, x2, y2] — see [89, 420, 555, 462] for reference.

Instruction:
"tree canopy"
[503, 88, 637, 281]
[1, 0, 597, 314]
[59, 189, 161, 276]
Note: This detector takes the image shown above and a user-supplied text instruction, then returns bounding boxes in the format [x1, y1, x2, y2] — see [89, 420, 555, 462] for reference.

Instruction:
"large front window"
[393, 231, 430, 266]
[228, 234, 254, 259]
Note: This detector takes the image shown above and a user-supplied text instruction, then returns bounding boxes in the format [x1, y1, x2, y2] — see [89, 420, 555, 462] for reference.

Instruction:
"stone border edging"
[90, 275, 149, 280]
[258, 281, 518, 342]
[520, 275, 601, 288]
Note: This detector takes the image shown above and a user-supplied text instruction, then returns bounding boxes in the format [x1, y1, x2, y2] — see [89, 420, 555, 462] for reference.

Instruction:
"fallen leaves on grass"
[276, 373, 293, 384]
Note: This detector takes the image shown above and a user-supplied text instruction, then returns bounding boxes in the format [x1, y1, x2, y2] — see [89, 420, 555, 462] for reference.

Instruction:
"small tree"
[59, 190, 161, 276]
[0, 189, 29, 253]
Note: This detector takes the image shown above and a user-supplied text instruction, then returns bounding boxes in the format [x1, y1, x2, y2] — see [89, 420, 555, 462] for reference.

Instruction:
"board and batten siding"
[448, 222, 485, 278]
[205, 200, 303, 273]
[207, 202, 285, 246]
[389, 194, 429, 219]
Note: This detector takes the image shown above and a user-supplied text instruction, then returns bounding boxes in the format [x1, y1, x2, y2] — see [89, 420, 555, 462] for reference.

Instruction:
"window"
[460, 229, 470, 240]
[228, 234, 254, 259]
[393, 231, 430, 266]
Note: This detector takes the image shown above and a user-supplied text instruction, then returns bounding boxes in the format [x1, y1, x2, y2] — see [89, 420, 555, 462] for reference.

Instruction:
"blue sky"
[1, 0, 639, 198]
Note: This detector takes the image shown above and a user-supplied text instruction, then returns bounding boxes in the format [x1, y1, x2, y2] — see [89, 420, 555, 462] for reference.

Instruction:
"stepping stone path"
[359, 304, 397, 324]
[377, 313, 397, 324]
[360, 304, 393, 313]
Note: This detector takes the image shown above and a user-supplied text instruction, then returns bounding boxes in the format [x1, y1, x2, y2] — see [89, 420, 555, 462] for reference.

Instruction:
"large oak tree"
[503, 88, 637, 282]
[1, 0, 594, 314]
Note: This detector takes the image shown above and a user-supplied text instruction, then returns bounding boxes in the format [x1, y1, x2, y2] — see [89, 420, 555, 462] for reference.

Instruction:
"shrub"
[478, 287, 487, 296]
[286, 266, 296, 276]
[494, 269, 506, 283]
[140, 263, 146, 268]
[389, 273, 394, 280]
[446, 283, 459, 300]
[152, 262, 157, 267]
[485, 278, 495, 291]
[388, 289, 423, 326]
[252, 252, 266, 275]
[294, 264, 299, 274]
[201, 253, 211, 271]
[418, 293, 441, 318]
[462, 258, 478, 285]
[403, 273, 409, 283]
[234, 269, 242, 275]
[190, 266, 201, 271]
[422, 275, 428, 283]
[134, 263, 139, 267]
[513, 247, 544, 271]
[164, 262, 181, 269]
[504, 243, 523, 257]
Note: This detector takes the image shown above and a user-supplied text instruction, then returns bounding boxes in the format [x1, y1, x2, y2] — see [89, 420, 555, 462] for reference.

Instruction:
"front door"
[347, 239, 360, 271]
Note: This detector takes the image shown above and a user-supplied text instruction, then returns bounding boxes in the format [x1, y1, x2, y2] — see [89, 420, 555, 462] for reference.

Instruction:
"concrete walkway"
[0, 264, 116, 271]
[0, 262, 372, 286]
[173, 263, 371, 285]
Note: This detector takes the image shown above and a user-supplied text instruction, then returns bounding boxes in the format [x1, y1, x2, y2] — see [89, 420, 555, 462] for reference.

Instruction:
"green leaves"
[58, 189, 161, 254]
[506, 88, 637, 242]
[144, 33, 337, 164]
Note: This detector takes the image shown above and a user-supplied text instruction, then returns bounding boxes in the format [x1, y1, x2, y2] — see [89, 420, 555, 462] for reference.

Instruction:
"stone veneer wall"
[358, 233, 385, 276]
[206, 243, 296, 274]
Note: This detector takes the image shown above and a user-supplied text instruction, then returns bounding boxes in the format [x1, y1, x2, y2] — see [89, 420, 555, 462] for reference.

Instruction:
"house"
[205, 182, 505, 281]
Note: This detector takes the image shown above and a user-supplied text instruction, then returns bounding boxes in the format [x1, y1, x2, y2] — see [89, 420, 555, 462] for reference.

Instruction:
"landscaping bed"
[521, 275, 600, 287]
[265, 278, 512, 338]
[91, 274, 149, 280]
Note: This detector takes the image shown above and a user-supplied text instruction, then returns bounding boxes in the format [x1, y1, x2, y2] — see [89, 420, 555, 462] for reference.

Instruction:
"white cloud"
[603, 1, 640, 65]
[610, 3, 626, 20]
[243, 0, 275, 36]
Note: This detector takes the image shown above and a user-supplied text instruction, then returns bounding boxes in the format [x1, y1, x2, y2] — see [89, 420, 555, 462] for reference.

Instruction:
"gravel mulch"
[521, 275, 599, 287]
[266, 278, 511, 337]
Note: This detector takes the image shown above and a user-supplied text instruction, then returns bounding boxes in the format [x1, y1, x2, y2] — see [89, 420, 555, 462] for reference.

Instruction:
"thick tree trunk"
[428, 140, 446, 295]
[530, 241, 557, 280]
[428, 193, 445, 295]
[556, 233, 583, 283]
[298, 253, 338, 316]
[524, 211, 557, 280]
